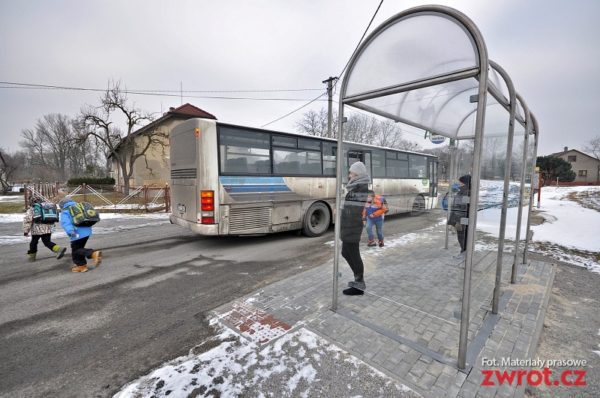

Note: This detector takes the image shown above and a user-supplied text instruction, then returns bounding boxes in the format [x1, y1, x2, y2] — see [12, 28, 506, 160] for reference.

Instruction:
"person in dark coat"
[341, 161, 370, 295]
[448, 175, 471, 259]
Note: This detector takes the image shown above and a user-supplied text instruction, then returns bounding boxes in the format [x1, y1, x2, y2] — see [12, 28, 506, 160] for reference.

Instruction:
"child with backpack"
[23, 197, 67, 261]
[362, 190, 389, 247]
[58, 198, 102, 273]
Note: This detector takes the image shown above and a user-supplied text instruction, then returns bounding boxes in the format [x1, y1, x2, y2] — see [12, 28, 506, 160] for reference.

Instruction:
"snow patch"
[114, 326, 413, 398]
[0, 195, 23, 203]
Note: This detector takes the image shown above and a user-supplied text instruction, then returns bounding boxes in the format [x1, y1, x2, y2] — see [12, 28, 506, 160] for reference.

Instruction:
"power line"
[336, 0, 384, 81]
[260, 0, 385, 128]
[261, 91, 327, 128]
[0, 81, 326, 102]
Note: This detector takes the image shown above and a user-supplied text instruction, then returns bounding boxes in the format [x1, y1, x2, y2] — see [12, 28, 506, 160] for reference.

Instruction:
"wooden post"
[24, 184, 29, 207]
[143, 185, 148, 212]
[83, 183, 87, 202]
[165, 184, 170, 213]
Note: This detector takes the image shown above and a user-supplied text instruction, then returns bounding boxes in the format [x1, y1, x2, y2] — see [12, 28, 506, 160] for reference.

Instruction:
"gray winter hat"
[349, 161, 367, 177]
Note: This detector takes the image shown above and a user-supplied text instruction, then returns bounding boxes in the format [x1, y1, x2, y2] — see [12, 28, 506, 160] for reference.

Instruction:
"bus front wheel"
[302, 202, 331, 237]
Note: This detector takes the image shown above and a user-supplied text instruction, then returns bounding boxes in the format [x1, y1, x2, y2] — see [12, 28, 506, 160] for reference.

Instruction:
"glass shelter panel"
[345, 13, 478, 97]
[355, 78, 479, 138]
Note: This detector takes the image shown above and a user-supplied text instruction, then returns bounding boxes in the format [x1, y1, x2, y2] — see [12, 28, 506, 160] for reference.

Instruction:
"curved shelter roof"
[340, 6, 528, 140]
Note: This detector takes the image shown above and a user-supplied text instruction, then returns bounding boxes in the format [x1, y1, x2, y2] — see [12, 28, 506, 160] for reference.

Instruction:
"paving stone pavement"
[214, 221, 555, 398]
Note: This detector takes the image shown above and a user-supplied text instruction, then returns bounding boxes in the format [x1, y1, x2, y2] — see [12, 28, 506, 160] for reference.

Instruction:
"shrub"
[67, 177, 115, 186]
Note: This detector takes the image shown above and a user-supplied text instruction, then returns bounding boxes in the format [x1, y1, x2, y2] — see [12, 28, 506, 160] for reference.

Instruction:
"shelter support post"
[491, 61, 516, 314]
[331, 102, 346, 312]
[458, 67, 489, 370]
[522, 116, 539, 265]
[445, 139, 458, 249]
[511, 102, 531, 284]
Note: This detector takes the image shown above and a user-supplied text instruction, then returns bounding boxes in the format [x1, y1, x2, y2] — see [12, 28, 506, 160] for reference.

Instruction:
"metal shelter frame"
[330, 5, 538, 370]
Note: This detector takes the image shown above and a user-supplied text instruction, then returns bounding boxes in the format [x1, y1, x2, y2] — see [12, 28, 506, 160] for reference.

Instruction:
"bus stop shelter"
[331, 5, 539, 369]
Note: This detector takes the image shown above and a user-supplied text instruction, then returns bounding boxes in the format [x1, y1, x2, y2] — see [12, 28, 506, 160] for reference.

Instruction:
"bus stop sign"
[430, 134, 445, 144]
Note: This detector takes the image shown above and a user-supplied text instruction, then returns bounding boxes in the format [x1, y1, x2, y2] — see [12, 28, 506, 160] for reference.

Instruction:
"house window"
[567, 155, 577, 162]
[578, 170, 587, 177]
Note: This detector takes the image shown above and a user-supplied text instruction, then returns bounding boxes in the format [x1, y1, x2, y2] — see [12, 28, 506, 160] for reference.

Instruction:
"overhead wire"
[0, 81, 327, 101]
[260, 0, 385, 128]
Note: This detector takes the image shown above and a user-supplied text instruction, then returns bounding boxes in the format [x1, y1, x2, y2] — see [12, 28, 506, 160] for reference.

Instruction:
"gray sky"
[1, 0, 598, 156]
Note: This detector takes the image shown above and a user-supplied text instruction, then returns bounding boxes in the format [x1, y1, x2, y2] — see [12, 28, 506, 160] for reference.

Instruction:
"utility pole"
[323, 76, 338, 138]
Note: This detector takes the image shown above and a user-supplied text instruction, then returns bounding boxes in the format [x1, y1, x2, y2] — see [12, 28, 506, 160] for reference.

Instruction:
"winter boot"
[71, 265, 88, 273]
[91, 250, 102, 267]
[367, 239, 377, 247]
[52, 245, 67, 260]
[343, 287, 364, 296]
[27, 253, 36, 262]
[378, 239, 384, 247]
[453, 251, 466, 260]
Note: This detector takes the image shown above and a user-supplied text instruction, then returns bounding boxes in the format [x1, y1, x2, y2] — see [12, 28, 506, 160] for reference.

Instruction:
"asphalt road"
[0, 211, 441, 397]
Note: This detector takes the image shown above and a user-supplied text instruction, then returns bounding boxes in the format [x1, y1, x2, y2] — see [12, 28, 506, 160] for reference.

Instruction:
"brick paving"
[214, 219, 555, 398]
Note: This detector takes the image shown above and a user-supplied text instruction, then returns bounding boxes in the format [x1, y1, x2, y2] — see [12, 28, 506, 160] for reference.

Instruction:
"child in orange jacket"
[362, 190, 388, 247]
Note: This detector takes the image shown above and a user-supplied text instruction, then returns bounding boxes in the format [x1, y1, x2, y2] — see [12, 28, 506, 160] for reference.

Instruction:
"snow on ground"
[477, 206, 528, 239]
[0, 212, 170, 246]
[0, 195, 23, 203]
[528, 186, 600, 274]
[114, 319, 417, 398]
[532, 186, 600, 252]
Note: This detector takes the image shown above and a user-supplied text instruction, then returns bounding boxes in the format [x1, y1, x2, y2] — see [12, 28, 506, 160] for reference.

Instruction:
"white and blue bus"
[169, 118, 438, 236]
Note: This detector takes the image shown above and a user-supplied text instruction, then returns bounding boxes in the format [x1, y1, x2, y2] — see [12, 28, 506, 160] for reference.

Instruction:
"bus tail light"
[200, 191, 215, 224]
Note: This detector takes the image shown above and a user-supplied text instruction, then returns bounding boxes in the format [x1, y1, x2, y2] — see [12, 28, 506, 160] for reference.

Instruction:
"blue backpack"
[32, 202, 59, 224]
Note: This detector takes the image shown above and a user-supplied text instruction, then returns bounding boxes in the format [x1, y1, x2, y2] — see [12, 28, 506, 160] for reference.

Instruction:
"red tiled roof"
[167, 103, 217, 119]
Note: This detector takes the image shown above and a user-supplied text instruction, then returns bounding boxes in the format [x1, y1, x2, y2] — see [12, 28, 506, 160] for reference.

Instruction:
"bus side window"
[322, 143, 336, 176]
[408, 155, 427, 178]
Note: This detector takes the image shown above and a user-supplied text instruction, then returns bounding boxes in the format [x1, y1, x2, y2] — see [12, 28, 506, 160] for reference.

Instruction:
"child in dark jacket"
[448, 175, 471, 259]
[59, 198, 102, 273]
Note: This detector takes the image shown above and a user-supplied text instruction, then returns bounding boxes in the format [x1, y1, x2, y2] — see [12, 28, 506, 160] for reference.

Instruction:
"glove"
[24, 232, 29, 237]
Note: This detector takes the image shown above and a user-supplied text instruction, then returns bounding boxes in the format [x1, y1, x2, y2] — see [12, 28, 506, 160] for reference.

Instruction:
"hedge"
[67, 177, 115, 186]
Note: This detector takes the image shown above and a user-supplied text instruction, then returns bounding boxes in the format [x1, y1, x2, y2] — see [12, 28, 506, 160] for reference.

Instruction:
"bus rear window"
[219, 127, 271, 174]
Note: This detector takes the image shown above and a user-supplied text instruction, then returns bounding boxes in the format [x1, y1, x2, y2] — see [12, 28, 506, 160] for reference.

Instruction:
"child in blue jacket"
[59, 198, 102, 273]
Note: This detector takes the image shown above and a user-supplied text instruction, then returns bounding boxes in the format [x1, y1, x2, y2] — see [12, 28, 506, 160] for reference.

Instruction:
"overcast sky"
[1, 0, 598, 156]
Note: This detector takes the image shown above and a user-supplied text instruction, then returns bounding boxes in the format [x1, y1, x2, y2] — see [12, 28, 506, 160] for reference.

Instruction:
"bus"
[169, 118, 438, 237]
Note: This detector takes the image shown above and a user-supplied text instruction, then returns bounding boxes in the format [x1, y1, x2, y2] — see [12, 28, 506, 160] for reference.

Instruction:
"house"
[110, 104, 216, 189]
[550, 147, 600, 183]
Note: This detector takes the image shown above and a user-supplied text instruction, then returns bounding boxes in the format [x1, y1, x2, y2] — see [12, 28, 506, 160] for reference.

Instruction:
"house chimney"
[564, 146, 568, 152]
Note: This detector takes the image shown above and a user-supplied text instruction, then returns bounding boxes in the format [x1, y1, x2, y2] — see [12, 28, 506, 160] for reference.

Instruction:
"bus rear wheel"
[302, 202, 331, 237]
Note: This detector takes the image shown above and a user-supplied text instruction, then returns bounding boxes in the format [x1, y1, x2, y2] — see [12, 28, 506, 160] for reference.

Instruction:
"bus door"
[347, 150, 372, 178]
[428, 158, 438, 198]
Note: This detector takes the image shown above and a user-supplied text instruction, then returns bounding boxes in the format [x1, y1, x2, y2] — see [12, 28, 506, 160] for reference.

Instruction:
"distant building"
[110, 104, 216, 189]
[550, 147, 600, 183]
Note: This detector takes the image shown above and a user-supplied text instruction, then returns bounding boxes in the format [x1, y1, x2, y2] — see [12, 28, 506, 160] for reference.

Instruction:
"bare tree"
[295, 109, 333, 137]
[79, 81, 167, 194]
[585, 135, 600, 160]
[296, 108, 421, 151]
[20, 114, 79, 181]
[0, 149, 20, 193]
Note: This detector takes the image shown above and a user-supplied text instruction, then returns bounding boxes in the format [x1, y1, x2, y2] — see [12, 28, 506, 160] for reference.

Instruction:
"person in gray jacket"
[340, 161, 370, 295]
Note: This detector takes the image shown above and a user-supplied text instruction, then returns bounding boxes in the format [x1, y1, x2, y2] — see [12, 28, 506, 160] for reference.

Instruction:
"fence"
[24, 183, 171, 213]
[24, 183, 60, 205]
[542, 179, 600, 187]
